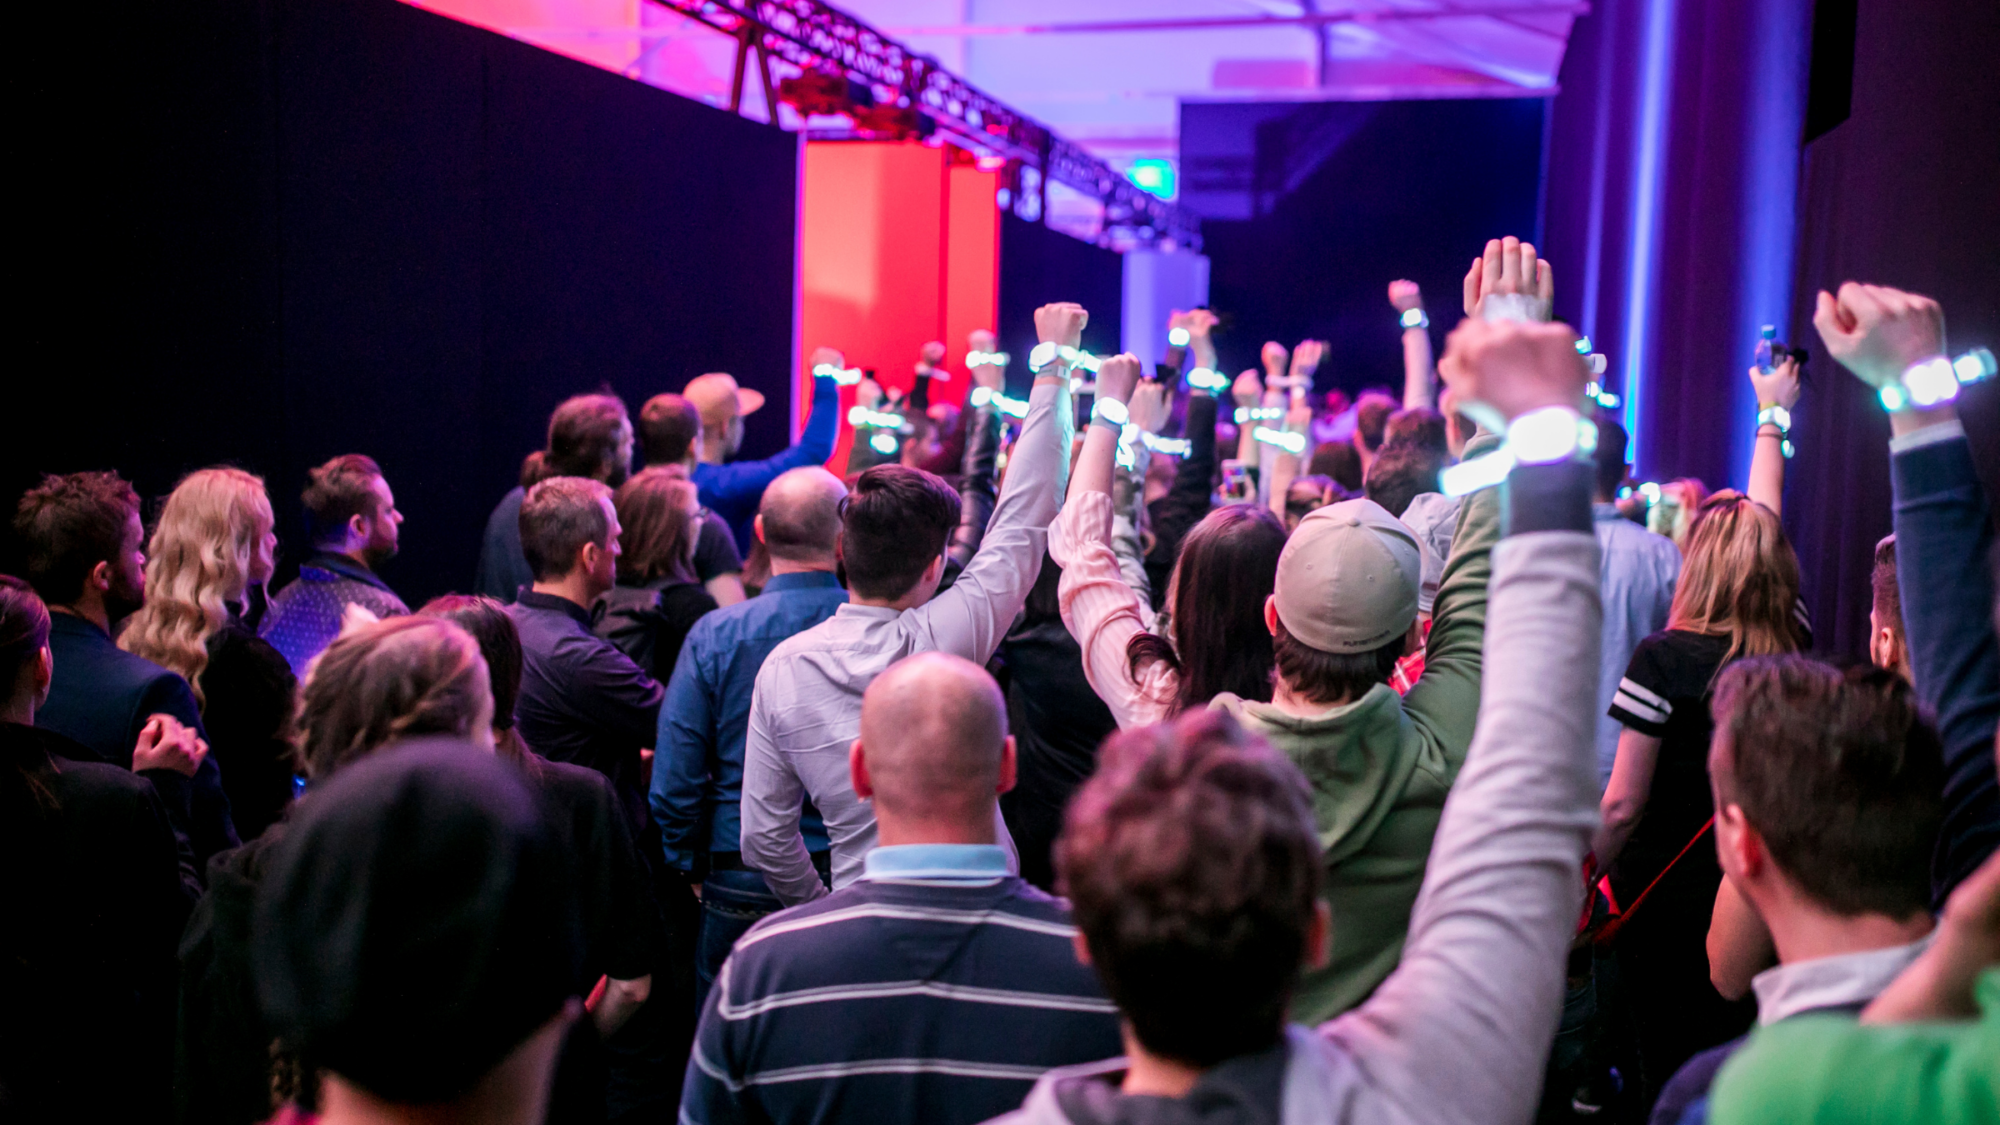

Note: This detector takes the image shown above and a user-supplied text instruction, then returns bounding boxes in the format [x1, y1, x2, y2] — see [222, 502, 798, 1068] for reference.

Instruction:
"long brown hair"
[417, 594, 540, 774]
[294, 616, 491, 782]
[1667, 490, 1804, 666]
[1127, 505, 1285, 712]
[119, 468, 274, 705]
[613, 467, 702, 586]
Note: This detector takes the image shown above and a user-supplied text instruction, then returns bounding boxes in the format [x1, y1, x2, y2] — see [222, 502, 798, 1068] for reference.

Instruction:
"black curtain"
[6, 0, 799, 606]
[997, 213, 1125, 396]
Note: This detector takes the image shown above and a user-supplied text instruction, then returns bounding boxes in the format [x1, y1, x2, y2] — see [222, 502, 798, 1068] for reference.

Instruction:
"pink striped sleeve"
[1049, 494, 1179, 729]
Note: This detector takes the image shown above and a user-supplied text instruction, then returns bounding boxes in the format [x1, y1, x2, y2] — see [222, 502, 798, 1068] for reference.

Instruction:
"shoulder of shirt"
[731, 879, 1078, 958]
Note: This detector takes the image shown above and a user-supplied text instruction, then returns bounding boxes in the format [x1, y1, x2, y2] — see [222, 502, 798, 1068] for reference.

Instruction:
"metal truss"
[647, 0, 1201, 249]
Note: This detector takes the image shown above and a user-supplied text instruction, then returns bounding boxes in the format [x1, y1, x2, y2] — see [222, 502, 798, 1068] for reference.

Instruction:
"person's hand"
[1438, 318, 1586, 426]
[1129, 381, 1171, 433]
[1261, 341, 1289, 381]
[1232, 370, 1263, 408]
[1094, 354, 1142, 405]
[340, 601, 381, 637]
[810, 346, 845, 371]
[1171, 308, 1218, 340]
[1462, 236, 1553, 320]
[1389, 279, 1423, 313]
[1035, 302, 1088, 349]
[967, 328, 997, 355]
[132, 714, 207, 777]
[919, 340, 946, 370]
[1289, 339, 1324, 383]
[1812, 282, 1946, 389]
[1748, 354, 1802, 411]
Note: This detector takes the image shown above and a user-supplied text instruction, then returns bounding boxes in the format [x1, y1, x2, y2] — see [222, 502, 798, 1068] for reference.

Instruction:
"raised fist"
[133, 713, 207, 777]
[1170, 308, 1219, 340]
[1748, 354, 1802, 411]
[1389, 280, 1423, 313]
[967, 329, 997, 355]
[1462, 237, 1553, 321]
[810, 346, 846, 371]
[1232, 370, 1264, 409]
[1813, 282, 1946, 389]
[920, 340, 947, 366]
[1035, 302, 1089, 349]
[1289, 339, 1325, 382]
[1438, 318, 1586, 427]
[1094, 354, 1143, 406]
[1261, 341, 1289, 380]
[1129, 381, 1171, 434]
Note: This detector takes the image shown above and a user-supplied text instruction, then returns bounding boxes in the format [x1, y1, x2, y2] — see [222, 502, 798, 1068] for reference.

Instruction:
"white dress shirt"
[741, 377, 1072, 903]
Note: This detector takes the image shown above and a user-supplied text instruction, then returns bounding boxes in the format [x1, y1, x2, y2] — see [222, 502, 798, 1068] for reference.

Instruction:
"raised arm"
[1816, 282, 1999, 902]
[1391, 280, 1437, 409]
[1326, 317, 1600, 1125]
[947, 352, 1007, 569]
[905, 303, 1077, 664]
[1746, 353, 1801, 516]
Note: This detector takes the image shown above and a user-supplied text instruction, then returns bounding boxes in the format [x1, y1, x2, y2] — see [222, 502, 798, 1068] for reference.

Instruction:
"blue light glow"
[1620, 0, 1680, 474]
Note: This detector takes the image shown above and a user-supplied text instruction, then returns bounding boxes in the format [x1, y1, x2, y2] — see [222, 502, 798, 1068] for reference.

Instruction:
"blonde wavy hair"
[295, 616, 493, 782]
[119, 468, 274, 705]
[1667, 490, 1804, 668]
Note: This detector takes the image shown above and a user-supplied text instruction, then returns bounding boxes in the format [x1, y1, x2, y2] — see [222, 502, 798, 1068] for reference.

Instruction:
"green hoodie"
[1212, 457, 1501, 1023]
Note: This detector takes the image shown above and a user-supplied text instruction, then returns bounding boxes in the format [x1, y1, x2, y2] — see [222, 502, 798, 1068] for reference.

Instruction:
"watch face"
[1028, 341, 1058, 372]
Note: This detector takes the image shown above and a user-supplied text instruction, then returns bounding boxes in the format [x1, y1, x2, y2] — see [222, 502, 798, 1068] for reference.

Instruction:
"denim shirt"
[1593, 503, 1681, 786]
[651, 570, 845, 873]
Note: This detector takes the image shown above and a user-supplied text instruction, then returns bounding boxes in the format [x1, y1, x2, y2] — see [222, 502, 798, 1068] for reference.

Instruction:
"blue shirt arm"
[1891, 427, 2000, 903]
[699, 376, 841, 511]
[653, 634, 718, 875]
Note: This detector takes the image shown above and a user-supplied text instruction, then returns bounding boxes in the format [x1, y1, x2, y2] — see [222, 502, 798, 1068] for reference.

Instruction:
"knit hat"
[1271, 499, 1423, 653]
[252, 739, 583, 1103]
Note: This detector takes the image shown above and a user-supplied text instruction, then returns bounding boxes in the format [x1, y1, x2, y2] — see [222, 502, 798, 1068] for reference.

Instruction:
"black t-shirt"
[692, 512, 742, 583]
[1606, 629, 1733, 900]
[528, 753, 665, 984]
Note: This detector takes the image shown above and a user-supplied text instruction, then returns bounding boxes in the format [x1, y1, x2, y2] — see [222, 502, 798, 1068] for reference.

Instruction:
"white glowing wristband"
[1143, 433, 1190, 456]
[868, 431, 899, 455]
[847, 406, 908, 431]
[968, 386, 1029, 419]
[1881, 355, 1960, 412]
[1399, 307, 1428, 330]
[965, 350, 1010, 368]
[1167, 326, 1191, 347]
[1186, 367, 1228, 392]
[1091, 397, 1130, 429]
[1028, 342, 1100, 374]
[1439, 407, 1595, 497]
[1252, 427, 1306, 455]
[1233, 406, 1283, 424]
[814, 363, 864, 385]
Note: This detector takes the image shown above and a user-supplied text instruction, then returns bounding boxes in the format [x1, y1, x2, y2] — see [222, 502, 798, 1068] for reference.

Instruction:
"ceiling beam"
[885, 3, 1588, 38]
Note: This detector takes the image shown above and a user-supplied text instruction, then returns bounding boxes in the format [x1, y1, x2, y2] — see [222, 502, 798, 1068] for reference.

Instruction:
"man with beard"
[260, 454, 410, 674]
[13, 470, 241, 865]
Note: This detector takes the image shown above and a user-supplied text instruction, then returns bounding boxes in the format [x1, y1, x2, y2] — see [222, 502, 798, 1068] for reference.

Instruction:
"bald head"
[758, 467, 846, 562]
[858, 653, 1008, 818]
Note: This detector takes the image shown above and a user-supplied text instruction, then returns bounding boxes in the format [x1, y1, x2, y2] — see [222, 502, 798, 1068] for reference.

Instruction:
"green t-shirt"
[1708, 967, 2000, 1125]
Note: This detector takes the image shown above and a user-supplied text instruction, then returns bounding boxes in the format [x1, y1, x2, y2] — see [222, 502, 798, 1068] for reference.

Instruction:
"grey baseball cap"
[1272, 499, 1423, 653]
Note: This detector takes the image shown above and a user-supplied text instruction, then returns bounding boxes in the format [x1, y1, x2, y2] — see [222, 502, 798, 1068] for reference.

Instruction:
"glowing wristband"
[1167, 326, 1191, 347]
[1881, 355, 1959, 412]
[1186, 367, 1229, 392]
[1584, 381, 1620, 409]
[968, 385, 1030, 419]
[1953, 346, 1996, 385]
[1029, 342, 1100, 374]
[1399, 308, 1428, 330]
[847, 406, 909, 431]
[965, 349, 1010, 368]
[1233, 406, 1283, 424]
[1090, 397, 1130, 429]
[1252, 427, 1306, 455]
[1028, 342, 1060, 373]
[1756, 405, 1794, 459]
[1142, 433, 1190, 456]
[1440, 407, 1596, 497]
[1480, 293, 1552, 324]
[867, 431, 899, 455]
[814, 363, 864, 385]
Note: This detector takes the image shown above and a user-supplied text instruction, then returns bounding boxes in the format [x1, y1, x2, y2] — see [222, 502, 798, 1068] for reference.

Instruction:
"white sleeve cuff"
[1889, 418, 1966, 454]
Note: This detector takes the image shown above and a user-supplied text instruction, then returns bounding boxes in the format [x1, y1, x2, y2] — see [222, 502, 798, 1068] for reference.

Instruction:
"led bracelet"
[968, 385, 1029, 419]
[1439, 406, 1597, 497]
[1879, 347, 1997, 412]
[1142, 433, 1191, 456]
[1252, 427, 1307, 455]
[1756, 405, 1795, 459]
[1400, 307, 1429, 330]
[847, 405, 910, 432]
[1167, 326, 1191, 347]
[814, 363, 865, 385]
[1233, 406, 1284, 424]
[965, 349, 1010, 368]
[1028, 342, 1101, 374]
[1090, 397, 1130, 429]
[868, 432, 899, 455]
[1186, 367, 1229, 392]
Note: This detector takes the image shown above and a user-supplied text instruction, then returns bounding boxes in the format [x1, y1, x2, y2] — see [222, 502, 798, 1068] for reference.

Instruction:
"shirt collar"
[513, 588, 595, 630]
[1592, 502, 1628, 522]
[834, 602, 904, 621]
[304, 552, 393, 591]
[1750, 933, 1934, 1024]
[863, 843, 1010, 884]
[47, 611, 111, 641]
[762, 570, 844, 594]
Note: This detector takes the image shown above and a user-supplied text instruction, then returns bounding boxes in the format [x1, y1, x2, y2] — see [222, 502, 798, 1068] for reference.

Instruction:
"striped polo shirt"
[679, 844, 1124, 1125]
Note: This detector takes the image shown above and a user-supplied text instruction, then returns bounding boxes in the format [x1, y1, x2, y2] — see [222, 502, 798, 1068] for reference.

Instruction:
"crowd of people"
[4, 239, 1995, 1125]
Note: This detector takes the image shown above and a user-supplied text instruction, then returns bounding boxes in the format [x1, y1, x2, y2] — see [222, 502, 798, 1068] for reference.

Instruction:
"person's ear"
[1070, 931, 1093, 968]
[349, 512, 369, 543]
[924, 552, 946, 586]
[88, 559, 114, 593]
[1264, 595, 1280, 637]
[1305, 900, 1332, 970]
[34, 645, 54, 697]
[997, 735, 1017, 796]
[848, 739, 872, 800]
[754, 514, 767, 546]
[577, 540, 601, 578]
[1714, 802, 1762, 882]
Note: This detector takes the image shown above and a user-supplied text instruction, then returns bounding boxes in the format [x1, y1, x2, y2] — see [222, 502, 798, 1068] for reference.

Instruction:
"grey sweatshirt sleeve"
[1320, 463, 1601, 1125]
